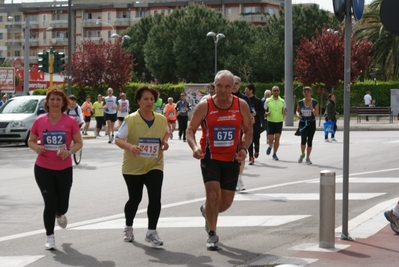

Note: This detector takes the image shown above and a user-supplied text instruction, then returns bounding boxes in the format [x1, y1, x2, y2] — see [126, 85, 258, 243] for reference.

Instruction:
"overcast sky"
[5, 0, 374, 13]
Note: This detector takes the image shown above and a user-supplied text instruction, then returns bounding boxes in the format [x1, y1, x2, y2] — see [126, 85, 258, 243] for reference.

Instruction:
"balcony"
[5, 39, 23, 46]
[50, 38, 68, 46]
[81, 36, 102, 44]
[81, 19, 100, 27]
[114, 18, 131, 26]
[22, 21, 39, 29]
[49, 20, 68, 28]
[239, 14, 269, 23]
[5, 21, 22, 29]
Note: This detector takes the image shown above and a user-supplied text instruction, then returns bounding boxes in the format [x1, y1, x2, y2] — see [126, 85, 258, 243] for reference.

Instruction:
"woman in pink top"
[28, 88, 83, 250]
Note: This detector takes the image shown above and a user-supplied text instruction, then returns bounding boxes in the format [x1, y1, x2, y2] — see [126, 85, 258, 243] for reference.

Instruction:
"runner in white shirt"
[117, 93, 130, 128]
[103, 88, 119, 144]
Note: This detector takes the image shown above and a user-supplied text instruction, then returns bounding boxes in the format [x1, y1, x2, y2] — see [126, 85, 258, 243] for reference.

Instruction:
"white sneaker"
[331, 138, 337, 142]
[44, 234, 56, 250]
[56, 215, 67, 229]
[145, 231, 163, 246]
[236, 180, 246, 191]
[325, 139, 332, 142]
[123, 227, 134, 242]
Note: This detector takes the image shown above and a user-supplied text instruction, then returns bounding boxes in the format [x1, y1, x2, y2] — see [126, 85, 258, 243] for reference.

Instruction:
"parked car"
[0, 95, 46, 145]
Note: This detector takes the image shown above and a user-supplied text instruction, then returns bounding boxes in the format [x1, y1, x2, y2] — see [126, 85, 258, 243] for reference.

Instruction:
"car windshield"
[0, 98, 39, 114]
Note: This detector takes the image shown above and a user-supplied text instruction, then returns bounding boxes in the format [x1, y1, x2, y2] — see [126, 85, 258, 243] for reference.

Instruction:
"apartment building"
[0, 0, 284, 66]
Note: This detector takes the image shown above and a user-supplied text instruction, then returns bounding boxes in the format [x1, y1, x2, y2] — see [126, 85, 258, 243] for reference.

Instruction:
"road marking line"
[234, 193, 384, 201]
[290, 243, 350, 252]
[335, 196, 398, 238]
[72, 215, 311, 230]
[249, 255, 318, 267]
[0, 256, 45, 267]
[308, 178, 399, 183]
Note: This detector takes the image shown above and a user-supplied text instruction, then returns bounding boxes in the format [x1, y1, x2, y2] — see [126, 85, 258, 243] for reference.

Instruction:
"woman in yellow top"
[81, 95, 92, 135]
[115, 86, 170, 247]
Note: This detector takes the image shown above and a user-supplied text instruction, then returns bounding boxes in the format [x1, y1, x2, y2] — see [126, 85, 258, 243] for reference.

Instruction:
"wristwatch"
[67, 149, 73, 155]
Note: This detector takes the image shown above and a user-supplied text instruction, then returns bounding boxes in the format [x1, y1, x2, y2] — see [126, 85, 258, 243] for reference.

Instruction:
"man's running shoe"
[200, 205, 209, 233]
[45, 234, 56, 250]
[325, 139, 332, 142]
[384, 210, 399, 234]
[298, 155, 305, 163]
[254, 151, 259, 158]
[249, 156, 255, 165]
[206, 231, 219, 251]
[331, 138, 337, 142]
[266, 146, 272, 155]
[236, 180, 246, 191]
[272, 154, 279, 161]
[56, 215, 67, 229]
[306, 157, 312, 165]
[123, 227, 134, 242]
[145, 231, 163, 246]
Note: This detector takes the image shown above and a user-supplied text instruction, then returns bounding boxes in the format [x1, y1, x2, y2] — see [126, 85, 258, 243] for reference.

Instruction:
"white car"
[0, 95, 46, 145]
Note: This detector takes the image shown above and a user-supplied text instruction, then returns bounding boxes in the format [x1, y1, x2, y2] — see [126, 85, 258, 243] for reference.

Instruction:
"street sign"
[352, 0, 364, 21]
[0, 67, 15, 93]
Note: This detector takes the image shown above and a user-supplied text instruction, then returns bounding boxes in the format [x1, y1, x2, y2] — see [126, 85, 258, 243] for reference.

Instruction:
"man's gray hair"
[214, 70, 234, 85]
[264, 89, 271, 96]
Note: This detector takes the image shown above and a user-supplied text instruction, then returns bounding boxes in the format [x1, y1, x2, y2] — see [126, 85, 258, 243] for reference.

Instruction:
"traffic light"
[53, 52, 65, 73]
[38, 52, 49, 73]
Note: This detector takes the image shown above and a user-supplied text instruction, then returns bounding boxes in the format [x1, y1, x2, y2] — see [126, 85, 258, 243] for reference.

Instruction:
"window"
[0, 51, 3, 57]
[14, 15, 21, 22]
[243, 7, 255, 13]
[43, 32, 47, 44]
[108, 31, 111, 38]
[97, 31, 100, 37]
[226, 8, 231, 15]
[0, 33, 3, 40]
[0, 16, 3, 23]
[268, 8, 274, 15]
[107, 12, 111, 23]
[42, 14, 47, 26]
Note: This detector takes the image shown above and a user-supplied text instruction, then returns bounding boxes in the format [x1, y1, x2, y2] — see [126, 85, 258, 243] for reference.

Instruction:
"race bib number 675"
[214, 126, 235, 147]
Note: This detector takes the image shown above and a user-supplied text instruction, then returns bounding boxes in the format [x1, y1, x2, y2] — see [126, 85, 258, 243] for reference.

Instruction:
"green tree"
[124, 14, 163, 82]
[356, 0, 399, 80]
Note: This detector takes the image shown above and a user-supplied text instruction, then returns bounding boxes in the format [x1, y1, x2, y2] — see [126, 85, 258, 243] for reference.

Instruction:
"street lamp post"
[206, 31, 225, 75]
[8, 16, 13, 61]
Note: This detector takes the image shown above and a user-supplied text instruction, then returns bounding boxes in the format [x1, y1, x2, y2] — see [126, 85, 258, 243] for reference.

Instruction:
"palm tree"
[356, 0, 399, 80]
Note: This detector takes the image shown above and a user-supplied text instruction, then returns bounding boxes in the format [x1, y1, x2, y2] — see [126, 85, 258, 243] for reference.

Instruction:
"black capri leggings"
[300, 120, 316, 147]
[95, 116, 104, 130]
[123, 169, 163, 230]
[34, 164, 73, 236]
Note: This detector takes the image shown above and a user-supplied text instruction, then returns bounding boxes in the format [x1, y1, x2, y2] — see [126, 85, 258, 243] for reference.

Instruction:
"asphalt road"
[0, 130, 398, 267]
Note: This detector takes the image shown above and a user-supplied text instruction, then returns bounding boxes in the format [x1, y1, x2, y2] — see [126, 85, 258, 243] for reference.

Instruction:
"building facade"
[0, 0, 284, 65]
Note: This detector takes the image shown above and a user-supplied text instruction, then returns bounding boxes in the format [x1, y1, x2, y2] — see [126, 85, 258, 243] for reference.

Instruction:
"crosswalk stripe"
[308, 178, 399, 183]
[234, 193, 384, 201]
[72, 215, 311, 230]
[0, 256, 45, 267]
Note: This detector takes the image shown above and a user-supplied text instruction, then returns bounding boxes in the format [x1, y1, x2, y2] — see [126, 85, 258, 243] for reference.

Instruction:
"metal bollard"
[319, 170, 336, 248]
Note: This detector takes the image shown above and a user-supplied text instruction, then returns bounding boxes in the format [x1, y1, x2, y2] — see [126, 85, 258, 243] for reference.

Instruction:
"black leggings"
[177, 116, 188, 140]
[123, 170, 163, 230]
[34, 165, 73, 236]
[248, 123, 261, 157]
[300, 120, 316, 147]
